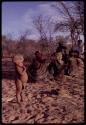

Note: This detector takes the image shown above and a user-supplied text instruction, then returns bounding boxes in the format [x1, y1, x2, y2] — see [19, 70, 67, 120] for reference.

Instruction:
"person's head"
[35, 51, 41, 57]
[58, 42, 66, 51]
[56, 47, 62, 53]
[13, 54, 24, 66]
[78, 39, 82, 46]
[16, 61, 23, 67]
[35, 51, 39, 55]
[58, 42, 63, 48]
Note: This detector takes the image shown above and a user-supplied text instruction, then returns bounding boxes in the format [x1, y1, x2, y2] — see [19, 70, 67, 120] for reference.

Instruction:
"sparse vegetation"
[2, 1, 84, 124]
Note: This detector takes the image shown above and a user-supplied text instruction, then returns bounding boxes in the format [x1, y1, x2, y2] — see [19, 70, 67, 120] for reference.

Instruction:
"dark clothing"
[48, 62, 58, 76]
[48, 52, 63, 77]
[62, 50, 74, 76]
[56, 44, 66, 54]
[28, 63, 37, 82]
[62, 53, 68, 64]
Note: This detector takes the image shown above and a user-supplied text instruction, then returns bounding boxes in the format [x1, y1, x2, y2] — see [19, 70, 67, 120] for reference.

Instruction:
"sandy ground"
[2, 58, 84, 123]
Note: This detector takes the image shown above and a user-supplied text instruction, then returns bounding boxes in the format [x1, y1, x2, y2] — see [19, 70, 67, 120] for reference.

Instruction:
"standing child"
[13, 54, 28, 104]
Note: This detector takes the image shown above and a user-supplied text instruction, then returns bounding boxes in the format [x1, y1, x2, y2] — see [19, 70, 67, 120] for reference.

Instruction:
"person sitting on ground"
[68, 49, 79, 76]
[28, 51, 46, 82]
[66, 49, 74, 76]
[48, 52, 58, 77]
[48, 43, 65, 81]
[73, 50, 83, 68]
[73, 39, 83, 57]
[13, 54, 28, 104]
[62, 48, 70, 75]
[56, 47, 64, 66]
[55, 47, 65, 80]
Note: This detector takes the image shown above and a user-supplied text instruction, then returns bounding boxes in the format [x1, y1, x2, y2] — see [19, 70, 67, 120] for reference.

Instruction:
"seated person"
[28, 51, 46, 82]
[48, 52, 58, 76]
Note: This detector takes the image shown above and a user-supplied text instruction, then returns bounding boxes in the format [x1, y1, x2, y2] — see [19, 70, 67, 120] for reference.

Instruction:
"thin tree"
[52, 1, 84, 47]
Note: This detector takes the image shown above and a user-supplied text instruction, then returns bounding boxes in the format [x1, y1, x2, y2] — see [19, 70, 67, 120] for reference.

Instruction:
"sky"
[2, 2, 84, 41]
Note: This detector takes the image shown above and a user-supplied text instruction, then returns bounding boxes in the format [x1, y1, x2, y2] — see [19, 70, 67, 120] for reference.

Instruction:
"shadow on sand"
[39, 89, 60, 96]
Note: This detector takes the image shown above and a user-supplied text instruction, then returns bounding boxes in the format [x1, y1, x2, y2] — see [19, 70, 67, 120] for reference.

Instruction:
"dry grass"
[2, 57, 84, 124]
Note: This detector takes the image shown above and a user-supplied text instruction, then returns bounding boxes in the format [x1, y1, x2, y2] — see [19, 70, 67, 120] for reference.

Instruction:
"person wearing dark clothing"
[73, 39, 83, 56]
[62, 49, 70, 75]
[67, 49, 75, 75]
[56, 42, 66, 54]
[48, 53, 58, 76]
[48, 44, 65, 80]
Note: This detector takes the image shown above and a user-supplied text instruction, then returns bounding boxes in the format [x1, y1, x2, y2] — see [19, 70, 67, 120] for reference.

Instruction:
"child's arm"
[16, 66, 25, 75]
[23, 66, 26, 72]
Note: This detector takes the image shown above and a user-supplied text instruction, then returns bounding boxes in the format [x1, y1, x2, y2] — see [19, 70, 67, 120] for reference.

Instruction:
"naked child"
[13, 54, 28, 104]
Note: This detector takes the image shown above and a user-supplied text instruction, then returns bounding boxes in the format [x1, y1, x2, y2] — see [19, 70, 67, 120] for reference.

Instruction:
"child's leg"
[22, 81, 27, 90]
[15, 80, 22, 104]
[20, 82, 27, 102]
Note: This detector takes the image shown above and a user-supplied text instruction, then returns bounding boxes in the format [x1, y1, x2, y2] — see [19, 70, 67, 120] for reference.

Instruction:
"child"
[13, 54, 28, 104]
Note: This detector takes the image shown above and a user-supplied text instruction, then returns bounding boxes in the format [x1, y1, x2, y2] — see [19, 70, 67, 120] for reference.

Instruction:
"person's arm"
[23, 65, 26, 71]
[16, 65, 25, 75]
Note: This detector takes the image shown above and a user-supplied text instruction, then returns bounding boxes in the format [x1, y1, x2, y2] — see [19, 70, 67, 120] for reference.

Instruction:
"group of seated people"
[29, 40, 84, 82]
[13, 40, 84, 104]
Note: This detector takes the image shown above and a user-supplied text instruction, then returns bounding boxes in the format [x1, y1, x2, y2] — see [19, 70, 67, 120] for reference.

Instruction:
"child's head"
[15, 61, 24, 67]
[13, 54, 24, 66]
